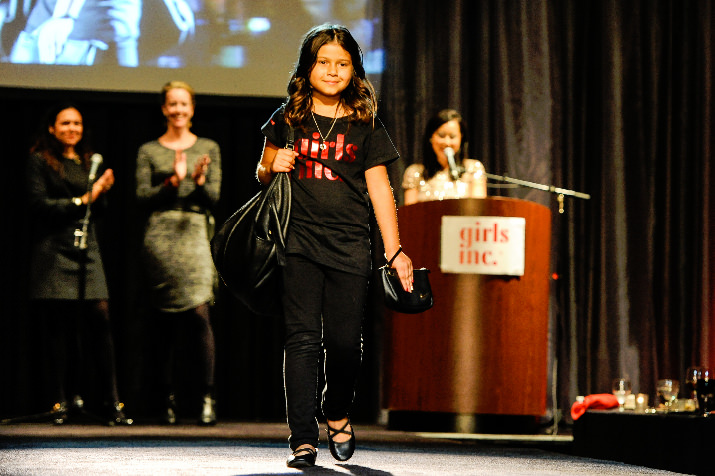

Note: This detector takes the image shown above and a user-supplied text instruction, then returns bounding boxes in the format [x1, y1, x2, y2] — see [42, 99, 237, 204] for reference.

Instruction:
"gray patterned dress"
[135, 138, 221, 312]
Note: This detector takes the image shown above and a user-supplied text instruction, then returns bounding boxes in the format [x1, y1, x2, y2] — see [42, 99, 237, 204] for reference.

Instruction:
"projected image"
[0, 0, 383, 72]
[1, 0, 141, 66]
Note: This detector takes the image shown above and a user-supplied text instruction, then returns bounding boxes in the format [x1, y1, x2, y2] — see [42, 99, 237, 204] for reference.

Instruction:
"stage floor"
[0, 422, 688, 475]
[0, 420, 574, 444]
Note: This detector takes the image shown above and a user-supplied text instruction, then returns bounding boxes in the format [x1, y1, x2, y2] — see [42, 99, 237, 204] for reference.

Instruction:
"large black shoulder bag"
[210, 130, 293, 316]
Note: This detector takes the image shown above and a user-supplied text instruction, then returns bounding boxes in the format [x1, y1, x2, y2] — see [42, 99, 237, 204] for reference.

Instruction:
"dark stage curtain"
[381, 0, 714, 422]
[0, 0, 712, 429]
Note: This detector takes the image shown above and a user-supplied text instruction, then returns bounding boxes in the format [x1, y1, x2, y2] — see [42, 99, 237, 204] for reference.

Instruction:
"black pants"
[282, 255, 369, 450]
[37, 299, 119, 405]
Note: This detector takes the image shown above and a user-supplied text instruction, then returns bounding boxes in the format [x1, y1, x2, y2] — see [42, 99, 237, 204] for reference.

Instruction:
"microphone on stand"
[75, 153, 103, 250]
[444, 147, 461, 181]
[88, 153, 103, 183]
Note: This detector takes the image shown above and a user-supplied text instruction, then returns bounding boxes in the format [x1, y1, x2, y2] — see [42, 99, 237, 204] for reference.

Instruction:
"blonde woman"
[136, 81, 221, 425]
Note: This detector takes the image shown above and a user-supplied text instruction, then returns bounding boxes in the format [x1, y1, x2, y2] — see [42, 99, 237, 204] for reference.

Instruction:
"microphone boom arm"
[485, 173, 590, 199]
[485, 172, 590, 214]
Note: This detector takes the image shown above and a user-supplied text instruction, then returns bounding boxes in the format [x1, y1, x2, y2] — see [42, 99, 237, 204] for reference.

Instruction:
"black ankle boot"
[162, 393, 177, 425]
[71, 395, 85, 411]
[198, 394, 216, 426]
[51, 401, 68, 425]
[104, 401, 133, 426]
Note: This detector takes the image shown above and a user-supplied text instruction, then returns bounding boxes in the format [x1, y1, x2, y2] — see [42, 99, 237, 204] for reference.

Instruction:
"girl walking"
[256, 24, 413, 468]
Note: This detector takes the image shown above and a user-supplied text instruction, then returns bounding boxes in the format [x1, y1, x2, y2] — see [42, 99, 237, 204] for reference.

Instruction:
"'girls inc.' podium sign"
[440, 216, 526, 276]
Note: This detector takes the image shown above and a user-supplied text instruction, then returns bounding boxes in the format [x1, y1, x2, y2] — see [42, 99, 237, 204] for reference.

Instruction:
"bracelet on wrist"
[385, 246, 403, 266]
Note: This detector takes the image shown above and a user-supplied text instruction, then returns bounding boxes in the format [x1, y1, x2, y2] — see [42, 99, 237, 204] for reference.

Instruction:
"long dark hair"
[284, 23, 377, 129]
[30, 102, 93, 176]
[422, 109, 468, 180]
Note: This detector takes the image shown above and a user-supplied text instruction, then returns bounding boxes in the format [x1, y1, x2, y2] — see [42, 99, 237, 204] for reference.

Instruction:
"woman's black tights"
[38, 299, 119, 405]
[155, 302, 216, 397]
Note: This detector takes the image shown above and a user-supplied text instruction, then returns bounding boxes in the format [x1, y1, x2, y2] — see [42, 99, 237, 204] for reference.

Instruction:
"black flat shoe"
[286, 446, 317, 468]
[326, 418, 355, 461]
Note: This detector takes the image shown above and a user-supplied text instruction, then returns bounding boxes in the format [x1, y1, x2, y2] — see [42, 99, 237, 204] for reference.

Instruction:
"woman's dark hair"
[30, 102, 93, 175]
[422, 108, 468, 180]
[284, 23, 376, 129]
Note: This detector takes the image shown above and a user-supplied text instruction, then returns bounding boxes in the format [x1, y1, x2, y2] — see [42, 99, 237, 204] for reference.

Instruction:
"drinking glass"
[696, 368, 714, 416]
[612, 378, 632, 411]
[656, 379, 679, 413]
[684, 367, 701, 410]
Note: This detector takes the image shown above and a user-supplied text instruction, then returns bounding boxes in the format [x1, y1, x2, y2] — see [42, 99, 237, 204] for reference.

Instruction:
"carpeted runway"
[0, 422, 689, 475]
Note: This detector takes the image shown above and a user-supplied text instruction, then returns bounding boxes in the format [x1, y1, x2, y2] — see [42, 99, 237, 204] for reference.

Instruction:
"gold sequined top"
[402, 158, 487, 202]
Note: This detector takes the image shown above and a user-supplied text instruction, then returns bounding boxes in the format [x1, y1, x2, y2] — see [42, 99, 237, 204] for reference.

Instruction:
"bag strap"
[386, 247, 403, 267]
[285, 126, 294, 149]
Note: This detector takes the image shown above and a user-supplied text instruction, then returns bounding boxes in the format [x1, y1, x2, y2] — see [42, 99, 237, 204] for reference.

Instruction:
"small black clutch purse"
[380, 247, 433, 314]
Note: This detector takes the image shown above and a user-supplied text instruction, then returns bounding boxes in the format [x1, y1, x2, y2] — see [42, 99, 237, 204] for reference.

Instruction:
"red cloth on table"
[571, 393, 620, 420]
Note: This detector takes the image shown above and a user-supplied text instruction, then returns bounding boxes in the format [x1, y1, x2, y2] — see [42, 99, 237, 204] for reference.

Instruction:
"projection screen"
[0, 0, 384, 97]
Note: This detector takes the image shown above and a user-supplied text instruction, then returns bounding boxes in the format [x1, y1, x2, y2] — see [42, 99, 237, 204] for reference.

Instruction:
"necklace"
[311, 105, 340, 150]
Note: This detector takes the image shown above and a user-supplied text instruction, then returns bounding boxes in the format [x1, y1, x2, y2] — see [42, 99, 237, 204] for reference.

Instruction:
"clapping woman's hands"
[164, 150, 187, 187]
[90, 169, 114, 202]
[192, 154, 210, 186]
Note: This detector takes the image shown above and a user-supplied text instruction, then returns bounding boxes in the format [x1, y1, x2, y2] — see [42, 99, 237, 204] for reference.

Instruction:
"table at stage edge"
[573, 409, 713, 475]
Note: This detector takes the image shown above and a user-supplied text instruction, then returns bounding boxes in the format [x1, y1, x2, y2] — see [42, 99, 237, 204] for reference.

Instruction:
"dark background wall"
[1, 0, 714, 430]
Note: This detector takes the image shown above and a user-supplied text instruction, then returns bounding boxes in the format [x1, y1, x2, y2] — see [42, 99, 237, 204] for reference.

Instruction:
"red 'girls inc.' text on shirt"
[263, 108, 399, 276]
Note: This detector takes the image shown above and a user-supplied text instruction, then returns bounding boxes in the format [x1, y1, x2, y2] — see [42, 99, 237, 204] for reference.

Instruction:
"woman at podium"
[402, 109, 486, 205]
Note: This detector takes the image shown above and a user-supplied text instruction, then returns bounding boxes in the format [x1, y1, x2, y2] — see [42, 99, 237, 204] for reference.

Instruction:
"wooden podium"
[383, 197, 551, 416]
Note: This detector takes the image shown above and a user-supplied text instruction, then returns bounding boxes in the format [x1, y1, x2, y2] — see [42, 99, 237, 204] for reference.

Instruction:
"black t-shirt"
[262, 107, 399, 276]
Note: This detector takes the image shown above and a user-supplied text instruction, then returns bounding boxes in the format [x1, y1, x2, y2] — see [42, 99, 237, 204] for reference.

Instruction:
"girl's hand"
[270, 148, 297, 173]
[257, 140, 296, 184]
[391, 251, 414, 292]
[192, 154, 211, 186]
